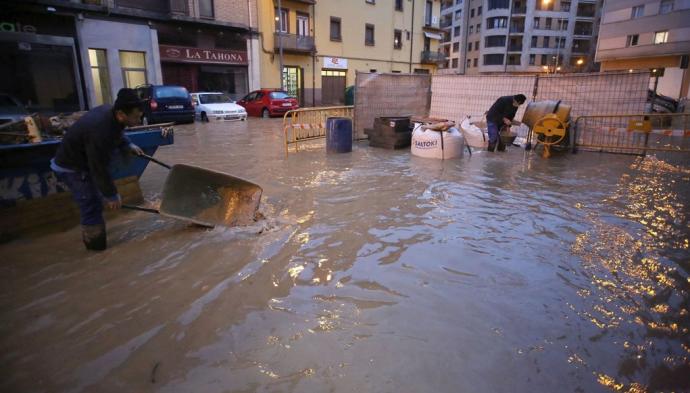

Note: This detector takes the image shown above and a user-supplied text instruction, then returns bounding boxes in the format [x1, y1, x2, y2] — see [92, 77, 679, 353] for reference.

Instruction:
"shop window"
[330, 17, 342, 41]
[199, 0, 214, 18]
[119, 51, 147, 88]
[88, 49, 112, 105]
[365, 24, 375, 46]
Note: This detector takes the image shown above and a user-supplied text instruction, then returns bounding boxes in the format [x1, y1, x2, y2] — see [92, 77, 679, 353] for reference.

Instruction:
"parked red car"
[237, 89, 299, 118]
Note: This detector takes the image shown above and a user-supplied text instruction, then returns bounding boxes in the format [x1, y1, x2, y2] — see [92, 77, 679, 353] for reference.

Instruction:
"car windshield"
[199, 94, 233, 104]
[0, 95, 19, 107]
[154, 86, 189, 99]
[269, 91, 291, 99]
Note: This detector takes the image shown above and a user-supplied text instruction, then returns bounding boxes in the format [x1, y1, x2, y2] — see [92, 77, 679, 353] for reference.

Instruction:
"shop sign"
[159, 45, 247, 65]
[0, 21, 37, 34]
[323, 57, 347, 69]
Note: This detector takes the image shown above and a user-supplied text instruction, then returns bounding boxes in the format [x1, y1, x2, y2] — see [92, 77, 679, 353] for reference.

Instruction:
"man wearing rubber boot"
[486, 94, 526, 152]
[51, 88, 145, 251]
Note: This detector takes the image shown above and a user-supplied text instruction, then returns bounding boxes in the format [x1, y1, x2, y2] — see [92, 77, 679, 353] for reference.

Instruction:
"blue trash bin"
[326, 117, 353, 153]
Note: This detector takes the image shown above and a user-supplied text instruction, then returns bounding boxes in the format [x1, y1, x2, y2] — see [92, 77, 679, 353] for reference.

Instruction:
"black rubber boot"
[82, 224, 107, 251]
[497, 138, 506, 151]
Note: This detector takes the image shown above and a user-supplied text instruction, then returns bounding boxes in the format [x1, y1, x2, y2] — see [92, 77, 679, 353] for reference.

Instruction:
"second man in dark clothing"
[486, 94, 526, 152]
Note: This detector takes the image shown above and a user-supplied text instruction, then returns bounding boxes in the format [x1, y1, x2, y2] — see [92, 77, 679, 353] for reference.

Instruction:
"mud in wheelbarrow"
[124, 158, 262, 228]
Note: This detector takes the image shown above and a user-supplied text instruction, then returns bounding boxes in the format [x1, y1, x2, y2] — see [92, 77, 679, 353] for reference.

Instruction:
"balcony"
[574, 22, 593, 36]
[507, 54, 521, 65]
[274, 33, 315, 54]
[576, 4, 596, 18]
[423, 23, 446, 34]
[508, 44, 523, 51]
[572, 40, 591, 53]
[421, 51, 446, 64]
[509, 25, 524, 33]
[512, 6, 527, 14]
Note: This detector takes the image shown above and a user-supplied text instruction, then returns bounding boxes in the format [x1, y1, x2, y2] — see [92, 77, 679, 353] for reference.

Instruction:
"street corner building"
[0, 0, 261, 112]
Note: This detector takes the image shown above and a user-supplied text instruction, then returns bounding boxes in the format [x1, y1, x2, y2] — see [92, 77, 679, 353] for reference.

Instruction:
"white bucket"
[411, 123, 464, 159]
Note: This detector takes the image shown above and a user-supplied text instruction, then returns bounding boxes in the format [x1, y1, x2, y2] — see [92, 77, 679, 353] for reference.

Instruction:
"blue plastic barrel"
[326, 117, 353, 153]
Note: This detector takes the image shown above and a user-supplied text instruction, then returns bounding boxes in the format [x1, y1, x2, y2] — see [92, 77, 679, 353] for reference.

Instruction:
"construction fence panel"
[573, 113, 690, 155]
[536, 71, 650, 122]
[283, 106, 354, 154]
[354, 72, 431, 140]
[430, 74, 536, 125]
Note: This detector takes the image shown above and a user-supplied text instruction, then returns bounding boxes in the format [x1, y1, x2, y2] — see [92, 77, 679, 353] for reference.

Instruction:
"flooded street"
[2, 118, 689, 393]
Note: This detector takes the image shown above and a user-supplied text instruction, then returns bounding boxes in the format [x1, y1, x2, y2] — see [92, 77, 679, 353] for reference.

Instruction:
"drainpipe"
[409, 0, 416, 73]
[312, 2, 316, 107]
[277, 0, 284, 90]
[247, 0, 254, 92]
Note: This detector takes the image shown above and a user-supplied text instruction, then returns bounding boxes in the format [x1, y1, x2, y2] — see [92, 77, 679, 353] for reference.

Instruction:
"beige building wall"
[257, 0, 443, 106]
[596, 0, 690, 99]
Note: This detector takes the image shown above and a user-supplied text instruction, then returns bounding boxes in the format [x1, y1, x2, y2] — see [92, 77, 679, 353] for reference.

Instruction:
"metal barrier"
[572, 113, 690, 155]
[283, 106, 354, 155]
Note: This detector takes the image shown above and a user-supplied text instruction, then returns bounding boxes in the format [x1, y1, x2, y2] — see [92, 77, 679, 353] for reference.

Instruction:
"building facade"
[1, 0, 259, 112]
[596, 0, 690, 100]
[257, 0, 444, 107]
[439, 0, 601, 74]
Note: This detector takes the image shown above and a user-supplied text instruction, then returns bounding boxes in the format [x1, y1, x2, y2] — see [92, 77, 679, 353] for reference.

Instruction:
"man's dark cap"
[114, 88, 144, 111]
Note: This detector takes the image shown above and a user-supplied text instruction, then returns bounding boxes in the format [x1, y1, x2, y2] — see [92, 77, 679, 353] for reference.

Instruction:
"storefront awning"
[424, 32, 444, 40]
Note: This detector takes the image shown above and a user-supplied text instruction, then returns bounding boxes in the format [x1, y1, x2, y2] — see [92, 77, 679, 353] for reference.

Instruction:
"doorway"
[282, 66, 303, 105]
[321, 69, 346, 106]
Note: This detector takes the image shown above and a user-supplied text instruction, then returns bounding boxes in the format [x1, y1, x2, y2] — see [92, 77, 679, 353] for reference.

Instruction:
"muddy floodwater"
[2, 119, 689, 393]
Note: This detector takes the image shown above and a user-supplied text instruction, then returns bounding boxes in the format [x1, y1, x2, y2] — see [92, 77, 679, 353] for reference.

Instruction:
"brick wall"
[214, 0, 258, 28]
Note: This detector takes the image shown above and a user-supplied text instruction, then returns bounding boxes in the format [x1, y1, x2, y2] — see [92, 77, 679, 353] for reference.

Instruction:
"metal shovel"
[122, 154, 263, 227]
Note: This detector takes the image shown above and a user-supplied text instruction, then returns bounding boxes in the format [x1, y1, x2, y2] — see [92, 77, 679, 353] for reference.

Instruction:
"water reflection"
[571, 156, 690, 392]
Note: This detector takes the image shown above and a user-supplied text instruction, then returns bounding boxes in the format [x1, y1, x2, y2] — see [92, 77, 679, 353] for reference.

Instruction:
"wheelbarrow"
[122, 154, 263, 227]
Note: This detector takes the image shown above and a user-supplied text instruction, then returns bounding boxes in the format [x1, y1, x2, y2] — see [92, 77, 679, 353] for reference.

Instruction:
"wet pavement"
[1, 118, 689, 393]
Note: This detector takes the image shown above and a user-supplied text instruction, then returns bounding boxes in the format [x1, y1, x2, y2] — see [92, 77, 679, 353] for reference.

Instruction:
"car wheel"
[262, 108, 270, 118]
[201, 112, 209, 122]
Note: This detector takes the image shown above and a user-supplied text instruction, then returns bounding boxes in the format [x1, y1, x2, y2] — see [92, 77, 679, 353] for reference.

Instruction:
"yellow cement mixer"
[521, 100, 572, 158]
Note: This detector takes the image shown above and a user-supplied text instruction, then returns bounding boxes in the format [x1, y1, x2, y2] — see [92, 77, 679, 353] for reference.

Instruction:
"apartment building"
[440, 0, 601, 74]
[257, 0, 443, 106]
[596, 0, 690, 100]
[0, 0, 258, 111]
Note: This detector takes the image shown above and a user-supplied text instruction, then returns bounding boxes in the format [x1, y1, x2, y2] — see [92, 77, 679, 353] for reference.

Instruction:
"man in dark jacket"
[51, 88, 145, 250]
[486, 94, 526, 152]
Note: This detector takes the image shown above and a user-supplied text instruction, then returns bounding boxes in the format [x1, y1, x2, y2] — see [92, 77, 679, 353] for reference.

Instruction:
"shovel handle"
[122, 204, 160, 214]
[138, 154, 172, 170]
